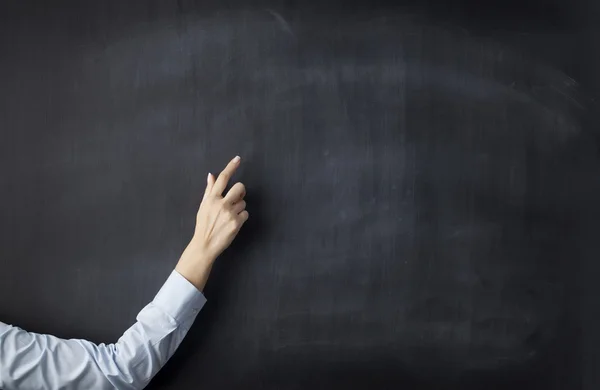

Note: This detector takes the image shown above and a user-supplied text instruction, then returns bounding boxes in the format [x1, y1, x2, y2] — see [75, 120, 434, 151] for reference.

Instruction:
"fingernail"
[233, 156, 241, 163]
[207, 172, 211, 182]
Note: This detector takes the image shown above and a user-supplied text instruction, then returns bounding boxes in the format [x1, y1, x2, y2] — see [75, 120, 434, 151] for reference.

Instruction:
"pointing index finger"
[212, 156, 241, 196]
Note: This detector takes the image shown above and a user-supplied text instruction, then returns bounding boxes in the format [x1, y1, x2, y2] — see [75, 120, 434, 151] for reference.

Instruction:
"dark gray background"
[1, 1, 599, 389]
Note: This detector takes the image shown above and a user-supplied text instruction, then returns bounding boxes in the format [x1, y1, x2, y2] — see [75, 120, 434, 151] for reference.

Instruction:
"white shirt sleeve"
[0, 270, 206, 390]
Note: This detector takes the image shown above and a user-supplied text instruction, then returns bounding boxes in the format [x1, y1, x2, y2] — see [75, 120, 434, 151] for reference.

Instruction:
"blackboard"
[0, 1, 598, 389]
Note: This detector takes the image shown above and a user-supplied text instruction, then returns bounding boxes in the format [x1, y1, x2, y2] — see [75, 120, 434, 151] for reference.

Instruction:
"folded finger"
[231, 200, 246, 214]
[224, 182, 246, 204]
[237, 210, 249, 225]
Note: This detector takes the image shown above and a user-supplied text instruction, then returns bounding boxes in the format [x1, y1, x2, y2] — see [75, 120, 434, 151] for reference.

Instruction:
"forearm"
[175, 239, 215, 291]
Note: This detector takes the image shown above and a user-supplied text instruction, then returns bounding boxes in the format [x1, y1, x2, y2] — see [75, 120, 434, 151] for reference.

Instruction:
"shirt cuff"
[152, 270, 207, 326]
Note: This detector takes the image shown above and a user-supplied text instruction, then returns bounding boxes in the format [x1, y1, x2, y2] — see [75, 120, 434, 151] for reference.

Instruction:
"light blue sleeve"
[0, 270, 206, 390]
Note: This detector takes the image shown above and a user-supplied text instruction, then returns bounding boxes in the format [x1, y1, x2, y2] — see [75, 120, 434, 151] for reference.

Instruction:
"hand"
[175, 156, 249, 291]
[194, 155, 249, 261]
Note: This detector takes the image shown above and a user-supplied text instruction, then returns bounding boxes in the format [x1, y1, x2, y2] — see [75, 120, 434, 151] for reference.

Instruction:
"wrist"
[174, 240, 216, 291]
[185, 238, 216, 265]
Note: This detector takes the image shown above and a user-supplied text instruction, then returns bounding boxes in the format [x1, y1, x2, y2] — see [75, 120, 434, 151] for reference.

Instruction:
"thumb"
[203, 173, 215, 200]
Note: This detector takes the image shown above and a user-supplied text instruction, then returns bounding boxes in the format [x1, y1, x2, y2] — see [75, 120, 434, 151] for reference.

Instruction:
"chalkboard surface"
[0, 1, 597, 389]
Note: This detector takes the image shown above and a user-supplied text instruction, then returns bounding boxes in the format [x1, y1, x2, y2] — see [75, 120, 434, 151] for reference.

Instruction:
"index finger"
[211, 156, 241, 196]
